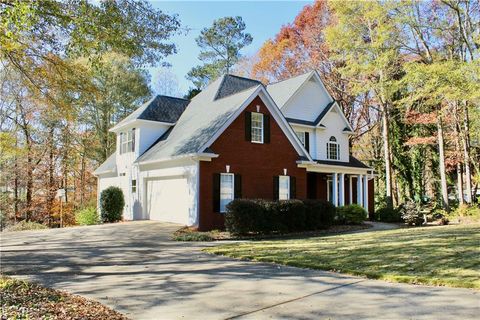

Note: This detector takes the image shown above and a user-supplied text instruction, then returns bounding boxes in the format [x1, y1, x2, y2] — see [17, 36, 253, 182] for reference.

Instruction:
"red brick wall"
[198, 96, 307, 231]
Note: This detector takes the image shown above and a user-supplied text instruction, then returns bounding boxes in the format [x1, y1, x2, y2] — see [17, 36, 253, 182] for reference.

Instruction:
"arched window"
[327, 136, 340, 160]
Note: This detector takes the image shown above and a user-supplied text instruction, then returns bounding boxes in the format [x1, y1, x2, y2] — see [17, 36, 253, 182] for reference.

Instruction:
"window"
[119, 172, 126, 177]
[295, 131, 305, 146]
[220, 173, 234, 212]
[279, 176, 290, 200]
[327, 136, 340, 160]
[120, 128, 135, 154]
[131, 179, 137, 193]
[251, 112, 264, 143]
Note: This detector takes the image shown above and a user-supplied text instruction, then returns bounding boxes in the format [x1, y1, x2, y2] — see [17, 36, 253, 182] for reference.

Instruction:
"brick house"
[94, 71, 374, 230]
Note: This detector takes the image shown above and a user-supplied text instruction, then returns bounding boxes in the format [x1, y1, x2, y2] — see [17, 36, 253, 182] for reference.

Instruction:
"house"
[94, 71, 374, 230]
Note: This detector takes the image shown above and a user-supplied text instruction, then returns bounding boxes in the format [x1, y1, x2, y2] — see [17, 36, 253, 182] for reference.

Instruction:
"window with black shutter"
[273, 176, 279, 200]
[289, 176, 296, 199]
[245, 111, 252, 141]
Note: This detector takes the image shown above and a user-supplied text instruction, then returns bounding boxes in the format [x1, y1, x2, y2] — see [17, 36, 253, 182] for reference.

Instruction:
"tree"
[76, 53, 151, 162]
[326, 0, 404, 208]
[153, 66, 181, 97]
[1, 0, 180, 105]
[187, 16, 252, 88]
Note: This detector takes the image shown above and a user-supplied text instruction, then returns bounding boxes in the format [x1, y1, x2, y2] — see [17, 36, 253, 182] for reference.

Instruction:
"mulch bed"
[1, 276, 129, 320]
[173, 223, 371, 241]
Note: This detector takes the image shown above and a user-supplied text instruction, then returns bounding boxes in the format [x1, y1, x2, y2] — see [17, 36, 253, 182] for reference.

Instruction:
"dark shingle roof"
[315, 156, 371, 169]
[214, 75, 262, 100]
[138, 95, 190, 123]
[285, 101, 335, 127]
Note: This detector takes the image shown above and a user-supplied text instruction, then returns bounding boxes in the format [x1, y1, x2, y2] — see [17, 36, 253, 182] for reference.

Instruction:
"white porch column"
[363, 174, 369, 213]
[349, 176, 353, 205]
[339, 173, 345, 206]
[332, 173, 338, 206]
[357, 174, 363, 206]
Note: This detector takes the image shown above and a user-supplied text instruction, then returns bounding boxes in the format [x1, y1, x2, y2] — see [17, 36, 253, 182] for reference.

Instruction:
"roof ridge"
[266, 70, 314, 86]
[225, 73, 262, 84]
[155, 94, 190, 101]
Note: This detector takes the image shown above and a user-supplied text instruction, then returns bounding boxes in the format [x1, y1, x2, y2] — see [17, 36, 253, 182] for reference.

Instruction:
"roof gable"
[136, 79, 311, 164]
[214, 75, 262, 100]
[111, 95, 189, 131]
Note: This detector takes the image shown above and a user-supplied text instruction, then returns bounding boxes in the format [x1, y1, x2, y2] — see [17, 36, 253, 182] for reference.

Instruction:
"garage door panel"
[146, 177, 190, 225]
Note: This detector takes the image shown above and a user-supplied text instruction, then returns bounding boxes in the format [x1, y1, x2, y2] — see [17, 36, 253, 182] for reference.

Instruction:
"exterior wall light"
[283, 168, 287, 176]
[226, 165, 230, 173]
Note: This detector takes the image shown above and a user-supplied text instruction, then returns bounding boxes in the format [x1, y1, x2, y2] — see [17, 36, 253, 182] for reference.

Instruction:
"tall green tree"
[76, 53, 151, 162]
[187, 16, 252, 88]
[326, 0, 403, 207]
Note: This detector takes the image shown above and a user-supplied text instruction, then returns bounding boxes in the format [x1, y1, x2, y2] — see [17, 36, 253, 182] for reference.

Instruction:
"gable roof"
[214, 75, 262, 100]
[137, 74, 312, 164]
[266, 71, 314, 109]
[137, 76, 262, 163]
[111, 95, 190, 131]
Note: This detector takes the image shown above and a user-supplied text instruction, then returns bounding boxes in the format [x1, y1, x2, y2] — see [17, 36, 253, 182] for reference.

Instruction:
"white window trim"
[220, 173, 235, 213]
[295, 131, 306, 148]
[327, 141, 340, 160]
[251, 112, 264, 144]
[279, 175, 290, 200]
[131, 179, 137, 193]
[120, 128, 135, 154]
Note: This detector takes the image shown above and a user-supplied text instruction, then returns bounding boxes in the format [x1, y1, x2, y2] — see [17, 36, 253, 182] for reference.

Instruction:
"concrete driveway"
[1, 221, 478, 320]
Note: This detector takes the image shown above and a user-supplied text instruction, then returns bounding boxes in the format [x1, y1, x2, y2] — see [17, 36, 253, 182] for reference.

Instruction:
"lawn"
[0, 276, 128, 319]
[205, 224, 480, 289]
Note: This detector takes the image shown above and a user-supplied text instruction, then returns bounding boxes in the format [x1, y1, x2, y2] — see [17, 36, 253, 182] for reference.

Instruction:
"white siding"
[291, 125, 316, 157]
[315, 109, 349, 162]
[281, 79, 332, 121]
[137, 122, 171, 156]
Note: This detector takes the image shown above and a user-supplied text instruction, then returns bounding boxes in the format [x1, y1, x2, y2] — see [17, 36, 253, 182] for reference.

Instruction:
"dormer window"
[327, 136, 339, 160]
[251, 112, 264, 143]
[120, 128, 135, 154]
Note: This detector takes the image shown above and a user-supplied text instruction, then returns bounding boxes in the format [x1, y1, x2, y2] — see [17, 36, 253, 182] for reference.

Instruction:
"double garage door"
[145, 176, 191, 225]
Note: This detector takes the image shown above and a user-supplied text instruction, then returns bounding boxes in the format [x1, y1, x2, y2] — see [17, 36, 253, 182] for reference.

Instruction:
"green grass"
[205, 224, 480, 289]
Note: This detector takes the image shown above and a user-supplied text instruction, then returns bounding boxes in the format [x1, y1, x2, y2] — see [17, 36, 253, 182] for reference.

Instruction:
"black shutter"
[234, 174, 242, 199]
[263, 114, 270, 143]
[245, 112, 252, 141]
[290, 176, 296, 199]
[213, 173, 220, 212]
[304, 132, 309, 152]
[273, 176, 279, 200]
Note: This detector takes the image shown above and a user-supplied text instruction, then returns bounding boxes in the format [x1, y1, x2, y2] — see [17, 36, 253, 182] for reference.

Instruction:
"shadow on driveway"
[1, 221, 478, 320]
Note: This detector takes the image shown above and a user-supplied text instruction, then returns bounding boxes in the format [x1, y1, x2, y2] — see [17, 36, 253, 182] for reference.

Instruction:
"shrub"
[99, 187, 125, 223]
[303, 199, 336, 230]
[4, 221, 48, 232]
[75, 207, 99, 226]
[225, 199, 266, 235]
[400, 200, 423, 226]
[275, 200, 306, 232]
[336, 204, 367, 225]
[374, 207, 403, 222]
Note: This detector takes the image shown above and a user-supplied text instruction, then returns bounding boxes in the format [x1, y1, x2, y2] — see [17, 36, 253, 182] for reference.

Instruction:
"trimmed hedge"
[100, 187, 125, 223]
[336, 204, 367, 225]
[225, 199, 339, 235]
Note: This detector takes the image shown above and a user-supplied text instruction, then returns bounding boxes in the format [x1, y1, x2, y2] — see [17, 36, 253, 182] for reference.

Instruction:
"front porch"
[305, 170, 374, 218]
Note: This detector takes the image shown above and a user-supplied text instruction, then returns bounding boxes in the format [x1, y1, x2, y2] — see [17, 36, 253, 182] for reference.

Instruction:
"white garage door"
[146, 176, 190, 225]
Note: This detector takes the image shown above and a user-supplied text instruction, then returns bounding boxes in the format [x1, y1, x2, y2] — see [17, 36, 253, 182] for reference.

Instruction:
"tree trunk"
[461, 101, 472, 203]
[382, 104, 393, 207]
[436, 114, 449, 211]
[453, 115, 464, 205]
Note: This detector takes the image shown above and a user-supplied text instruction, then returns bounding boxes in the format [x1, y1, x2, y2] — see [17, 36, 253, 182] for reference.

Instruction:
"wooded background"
[1, 0, 478, 228]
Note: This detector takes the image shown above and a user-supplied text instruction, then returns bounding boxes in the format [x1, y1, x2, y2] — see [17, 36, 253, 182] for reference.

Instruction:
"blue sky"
[149, 0, 312, 95]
